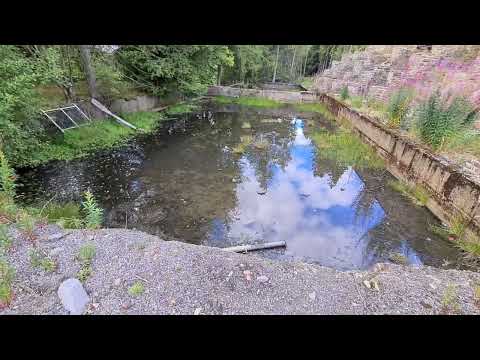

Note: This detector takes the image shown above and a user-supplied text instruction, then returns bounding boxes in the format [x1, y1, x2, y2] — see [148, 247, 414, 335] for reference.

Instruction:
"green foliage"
[77, 265, 92, 283]
[116, 45, 234, 96]
[0, 46, 44, 165]
[0, 224, 12, 255]
[340, 85, 349, 100]
[128, 281, 145, 296]
[214, 96, 282, 108]
[349, 96, 363, 109]
[165, 103, 200, 116]
[41, 202, 83, 229]
[415, 91, 477, 150]
[441, 284, 460, 314]
[222, 45, 273, 85]
[29, 249, 56, 273]
[311, 128, 384, 170]
[0, 258, 15, 305]
[388, 180, 429, 206]
[387, 88, 412, 128]
[81, 191, 103, 229]
[78, 243, 96, 263]
[76, 243, 96, 283]
[16, 211, 36, 239]
[0, 150, 16, 198]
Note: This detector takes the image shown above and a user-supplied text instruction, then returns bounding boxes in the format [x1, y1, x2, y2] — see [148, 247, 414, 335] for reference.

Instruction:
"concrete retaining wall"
[318, 94, 480, 240]
[110, 95, 161, 114]
[207, 86, 317, 103]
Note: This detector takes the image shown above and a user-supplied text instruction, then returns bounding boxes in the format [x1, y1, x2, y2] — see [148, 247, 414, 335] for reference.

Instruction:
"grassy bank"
[23, 111, 163, 167]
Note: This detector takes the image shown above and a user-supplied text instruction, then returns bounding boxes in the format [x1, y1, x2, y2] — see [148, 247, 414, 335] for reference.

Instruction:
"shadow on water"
[17, 104, 463, 270]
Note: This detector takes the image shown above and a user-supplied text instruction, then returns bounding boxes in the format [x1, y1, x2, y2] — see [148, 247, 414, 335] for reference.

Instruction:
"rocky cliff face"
[313, 45, 480, 110]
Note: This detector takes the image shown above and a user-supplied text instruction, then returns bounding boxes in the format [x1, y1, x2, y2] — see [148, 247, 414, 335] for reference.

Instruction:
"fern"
[81, 191, 103, 229]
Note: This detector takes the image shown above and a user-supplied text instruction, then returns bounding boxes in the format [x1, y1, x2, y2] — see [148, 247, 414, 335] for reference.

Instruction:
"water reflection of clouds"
[224, 118, 392, 269]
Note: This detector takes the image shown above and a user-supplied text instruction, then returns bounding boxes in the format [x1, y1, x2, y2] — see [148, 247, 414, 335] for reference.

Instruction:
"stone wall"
[318, 94, 480, 240]
[313, 45, 480, 123]
[207, 86, 317, 103]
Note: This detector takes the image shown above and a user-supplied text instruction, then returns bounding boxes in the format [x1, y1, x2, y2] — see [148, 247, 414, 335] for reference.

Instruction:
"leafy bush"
[340, 85, 349, 100]
[0, 150, 15, 198]
[415, 91, 477, 150]
[387, 88, 412, 128]
[81, 191, 103, 229]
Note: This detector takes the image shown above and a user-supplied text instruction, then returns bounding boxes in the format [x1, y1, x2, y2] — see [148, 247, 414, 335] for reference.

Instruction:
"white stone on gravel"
[57, 278, 90, 315]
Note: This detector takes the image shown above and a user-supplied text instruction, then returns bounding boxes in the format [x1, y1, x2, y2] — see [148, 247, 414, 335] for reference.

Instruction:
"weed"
[77, 265, 92, 283]
[349, 96, 363, 109]
[311, 129, 384, 170]
[0, 259, 15, 306]
[386, 88, 413, 129]
[81, 191, 103, 229]
[128, 281, 145, 296]
[474, 284, 480, 307]
[40, 202, 84, 229]
[0, 224, 12, 254]
[78, 243, 96, 263]
[440, 284, 461, 314]
[29, 249, 56, 273]
[388, 180, 429, 206]
[340, 85, 349, 101]
[16, 211, 37, 242]
[415, 91, 477, 150]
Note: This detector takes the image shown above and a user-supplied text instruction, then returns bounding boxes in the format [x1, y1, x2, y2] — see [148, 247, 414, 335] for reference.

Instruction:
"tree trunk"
[302, 47, 310, 77]
[78, 45, 99, 99]
[272, 45, 280, 83]
[217, 64, 223, 86]
[290, 46, 297, 80]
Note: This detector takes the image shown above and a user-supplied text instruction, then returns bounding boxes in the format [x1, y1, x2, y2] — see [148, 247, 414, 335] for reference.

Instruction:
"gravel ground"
[2, 225, 480, 315]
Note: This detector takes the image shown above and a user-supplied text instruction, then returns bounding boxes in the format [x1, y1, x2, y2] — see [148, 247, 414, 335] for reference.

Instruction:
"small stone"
[121, 302, 131, 310]
[49, 247, 64, 257]
[363, 280, 372, 289]
[92, 303, 99, 309]
[170, 299, 176, 306]
[114, 279, 121, 287]
[243, 270, 252, 281]
[308, 291, 316, 301]
[57, 278, 90, 315]
[194, 307, 202, 315]
[257, 275, 269, 283]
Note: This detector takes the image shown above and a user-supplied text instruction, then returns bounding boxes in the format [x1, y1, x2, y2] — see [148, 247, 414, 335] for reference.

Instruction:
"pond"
[17, 102, 463, 270]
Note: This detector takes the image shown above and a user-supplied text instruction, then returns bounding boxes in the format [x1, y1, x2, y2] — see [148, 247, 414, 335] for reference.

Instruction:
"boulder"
[57, 278, 90, 315]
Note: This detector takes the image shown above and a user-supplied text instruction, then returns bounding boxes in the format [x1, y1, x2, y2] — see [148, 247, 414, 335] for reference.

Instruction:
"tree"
[272, 45, 280, 83]
[78, 45, 99, 99]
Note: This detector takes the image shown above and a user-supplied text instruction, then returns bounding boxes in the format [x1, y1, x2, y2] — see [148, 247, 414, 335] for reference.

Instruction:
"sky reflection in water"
[213, 118, 422, 270]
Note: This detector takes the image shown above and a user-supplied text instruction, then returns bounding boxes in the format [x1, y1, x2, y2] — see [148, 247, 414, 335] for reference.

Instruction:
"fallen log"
[222, 241, 286, 253]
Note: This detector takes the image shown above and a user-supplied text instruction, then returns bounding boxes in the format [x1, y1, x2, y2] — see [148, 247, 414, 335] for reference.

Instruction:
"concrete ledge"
[317, 94, 480, 240]
[207, 85, 317, 103]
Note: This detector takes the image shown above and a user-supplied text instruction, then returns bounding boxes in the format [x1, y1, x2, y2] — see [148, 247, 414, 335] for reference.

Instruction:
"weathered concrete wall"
[110, 95, 161, 114]
[318, 94, 480, 240]
[207, 86, 317, 103]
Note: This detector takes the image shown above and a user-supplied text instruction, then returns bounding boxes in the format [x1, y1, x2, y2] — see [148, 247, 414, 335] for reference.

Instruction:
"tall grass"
[213, 96, 283, 108]
[415, 91, 477, 150]
[386, 88, 412, 128]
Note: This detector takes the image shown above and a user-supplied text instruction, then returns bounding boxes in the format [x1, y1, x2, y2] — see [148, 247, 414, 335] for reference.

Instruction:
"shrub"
[0, 150, 16, 198]
[340, 85, 349, 100]
[29, 249, 56, 273]
[78, 243, 96, 263]
[415, 91, 477, 150]
[386, 88, 412, 128]
[81, 191, 103, 229]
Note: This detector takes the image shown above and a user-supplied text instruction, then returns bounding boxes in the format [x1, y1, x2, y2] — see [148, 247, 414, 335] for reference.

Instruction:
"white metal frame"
[41, 104, 92, 133]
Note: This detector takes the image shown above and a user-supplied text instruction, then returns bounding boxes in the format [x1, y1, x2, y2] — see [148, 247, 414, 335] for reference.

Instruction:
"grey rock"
[57, 278, 90, 315]
[257, 275, 269, 283]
